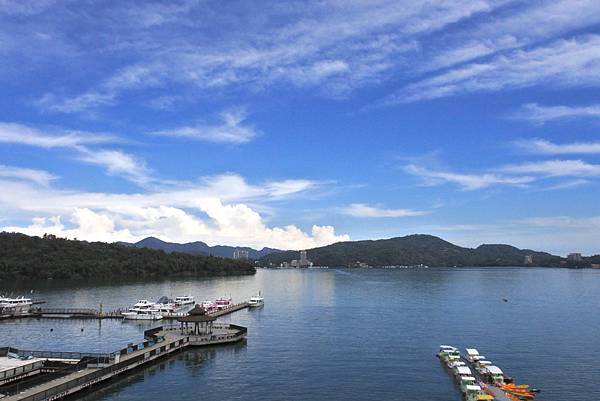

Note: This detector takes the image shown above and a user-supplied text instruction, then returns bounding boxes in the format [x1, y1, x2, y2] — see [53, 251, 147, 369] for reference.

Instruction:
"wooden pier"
[0, 323, 247, 401]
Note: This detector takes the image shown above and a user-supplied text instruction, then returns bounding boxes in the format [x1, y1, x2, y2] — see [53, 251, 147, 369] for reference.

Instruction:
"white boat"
[201, 300, 217, 311]
[155, 296, 178, 314]
[175, 295, 195, 306]
[133, 299, 155, 308]
[122, 309, 163, 320]
[122, 299, 162, 320]
[0, 296, 33, 316]
[248, 293, 264, 308]
[437, 345, 460, 362]
[215, 297, 233, 310]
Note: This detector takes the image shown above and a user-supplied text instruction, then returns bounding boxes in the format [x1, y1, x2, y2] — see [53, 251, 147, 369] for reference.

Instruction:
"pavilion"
[177, 305, 216, 336]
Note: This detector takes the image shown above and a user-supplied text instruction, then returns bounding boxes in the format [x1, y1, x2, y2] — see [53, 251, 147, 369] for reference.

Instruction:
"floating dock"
[437, 346, 540, 401]
[0, 323, 247, 401]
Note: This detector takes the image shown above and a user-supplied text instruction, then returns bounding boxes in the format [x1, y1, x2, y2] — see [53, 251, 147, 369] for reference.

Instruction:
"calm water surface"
[1, 268, 599, 401]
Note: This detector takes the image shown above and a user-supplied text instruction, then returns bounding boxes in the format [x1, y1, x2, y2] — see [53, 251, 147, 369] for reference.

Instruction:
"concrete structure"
[0, 323, 247, 401]
[299, 250, 309, 267]
[524, 255, 533, 265]
[567, 253, 582, 262]
[233, 249, 249, 260]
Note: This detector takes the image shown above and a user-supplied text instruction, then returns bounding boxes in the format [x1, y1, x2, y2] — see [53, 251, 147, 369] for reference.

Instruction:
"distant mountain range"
[258, 234, 587, 267]
[125, 236, 282, 259]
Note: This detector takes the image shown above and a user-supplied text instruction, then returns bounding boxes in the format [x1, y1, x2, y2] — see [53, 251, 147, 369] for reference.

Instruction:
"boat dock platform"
[460, 357, 512, 401]
[0, 323, 246, 401]
[438, 346, 540, 401]
[3, 302, 250, 320]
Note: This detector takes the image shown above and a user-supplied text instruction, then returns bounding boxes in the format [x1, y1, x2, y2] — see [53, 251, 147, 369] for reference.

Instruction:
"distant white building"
[233, 249, 250, 260]
[524, 255, 533, 265]
[567, 253, 582, 262]
[299, 250, 310, 267]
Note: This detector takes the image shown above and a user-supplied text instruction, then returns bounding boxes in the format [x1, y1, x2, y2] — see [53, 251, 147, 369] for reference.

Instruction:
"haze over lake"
[2, 268, 598, 401]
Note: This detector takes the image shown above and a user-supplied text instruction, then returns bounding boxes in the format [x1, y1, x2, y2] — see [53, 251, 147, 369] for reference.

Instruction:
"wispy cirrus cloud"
[543, 179, 590, 191]
[386, 34, 600, 104]
[0, 122, 153, 185]
[0, 164, 56, 186]
[404, 164, 534, 191]
[22, 0, 503, 113]
[340, 203, 428, 218]
[515, 139, 600, 155]
[0, 122, 116, 149]
[512, 103, 600, 124]
[500, 159, 600, 177]
[77, 149, 152, 187]
[152, 108, 258, 144]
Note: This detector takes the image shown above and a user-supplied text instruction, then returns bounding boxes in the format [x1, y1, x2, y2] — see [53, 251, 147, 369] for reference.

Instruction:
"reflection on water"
[1, 268, 600, 401]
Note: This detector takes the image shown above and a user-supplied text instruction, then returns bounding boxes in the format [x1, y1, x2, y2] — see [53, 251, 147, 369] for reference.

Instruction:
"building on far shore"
[233, 249, 249, 260]
[280, 250, 312, 268]
[299, 250, 310, 268]
[524, 255, 533, 265]
[567, 253, 582, 263]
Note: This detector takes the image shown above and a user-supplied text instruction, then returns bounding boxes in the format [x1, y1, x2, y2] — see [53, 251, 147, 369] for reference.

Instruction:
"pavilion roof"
[177, 305, 216, 323]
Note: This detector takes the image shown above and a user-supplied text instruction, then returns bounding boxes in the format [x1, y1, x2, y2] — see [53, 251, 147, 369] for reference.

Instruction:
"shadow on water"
[1, 275, 248, 293]
[69, 343, 247, 401]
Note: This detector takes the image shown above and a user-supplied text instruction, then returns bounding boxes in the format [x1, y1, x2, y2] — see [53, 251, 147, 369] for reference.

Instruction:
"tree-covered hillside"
[259, 234, 564, 267]
[0, 232, 256, 280]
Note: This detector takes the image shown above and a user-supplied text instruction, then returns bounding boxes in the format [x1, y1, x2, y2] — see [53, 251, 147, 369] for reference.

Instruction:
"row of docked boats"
[122, 295, 195, 320]
[122, 293, 264, 320]
[437, 345, 540, 401]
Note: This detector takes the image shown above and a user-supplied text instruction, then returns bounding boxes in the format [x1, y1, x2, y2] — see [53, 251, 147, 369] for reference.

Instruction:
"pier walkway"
[0, 323, 247, 401]
[21, 302, 251, 320]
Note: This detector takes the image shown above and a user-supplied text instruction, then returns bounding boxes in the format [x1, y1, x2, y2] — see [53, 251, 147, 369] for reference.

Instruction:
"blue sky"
[1, 0, 600, 254]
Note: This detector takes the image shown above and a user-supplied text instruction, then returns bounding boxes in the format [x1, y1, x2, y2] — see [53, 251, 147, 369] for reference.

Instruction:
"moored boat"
[248, 292, 264, 308]
[122, 309, 163, 320]
[122, 299, 163, 320]
[201, 300, 217, 312]
[215, 296, 233, 310]
[175, 295, 195, 306]
[155, 296, 178, 315]
[0, 296, 33, 316]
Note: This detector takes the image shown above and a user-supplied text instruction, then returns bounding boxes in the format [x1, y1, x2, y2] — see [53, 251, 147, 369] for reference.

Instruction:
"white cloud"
[404, 164, 534, 190]
[340, 203, 427, 218]
[513, 103, 600, 124]
[0, 200, 348, 251]
[388, 35, 600, 103]
[26, 1, 502, 112]
[0, 164, 56, 186]
[77, 148, 152, 186]
[0, 171, 342, 250]
[421, 214, 600, 255]
[0, 122, 153, 186]
[152, 108, 258, 144]
[35, 92, 116, 114]
[544, 179, 590, 191]
[515, 139, 600, 155]
[0, 122, 116, 149]
[500, 159, 600, 177]
[424, 0, 600, 72]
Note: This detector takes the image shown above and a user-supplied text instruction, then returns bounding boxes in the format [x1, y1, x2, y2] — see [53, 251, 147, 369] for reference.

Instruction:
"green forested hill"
[259, 234, 564, 267]
[0, 232, 256, 280]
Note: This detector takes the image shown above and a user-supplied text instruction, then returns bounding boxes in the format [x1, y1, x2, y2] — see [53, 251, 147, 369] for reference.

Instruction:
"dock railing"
[12, 348, 113, 361]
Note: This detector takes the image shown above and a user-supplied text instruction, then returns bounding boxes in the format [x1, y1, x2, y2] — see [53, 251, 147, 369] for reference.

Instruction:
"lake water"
[1, 267, 599, 401]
